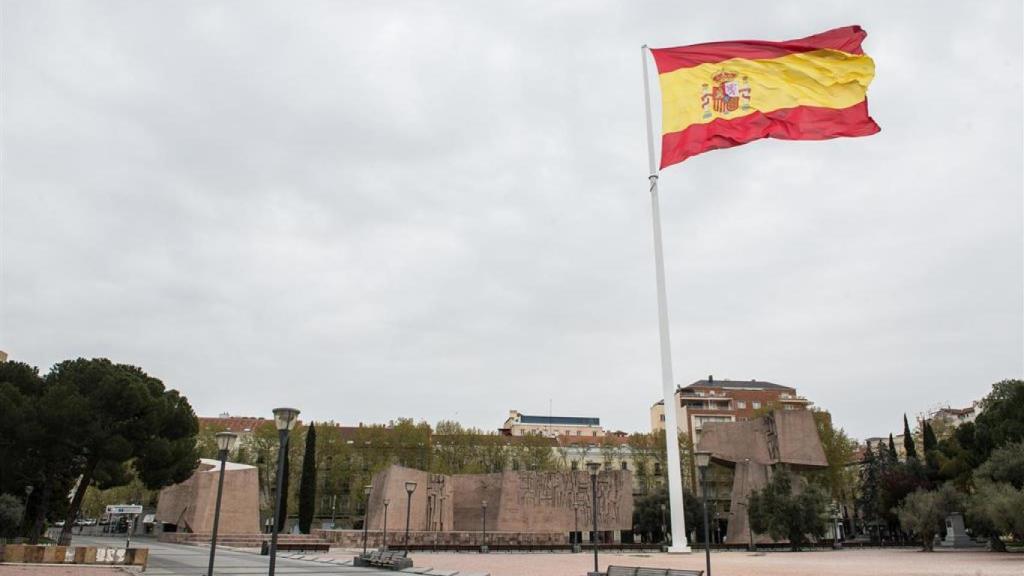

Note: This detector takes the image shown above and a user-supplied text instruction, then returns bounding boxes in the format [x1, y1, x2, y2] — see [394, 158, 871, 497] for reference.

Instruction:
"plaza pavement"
[56, 536, 487, 576]
[321, 546, 1024, 576]
[21, 536, 1020, 576]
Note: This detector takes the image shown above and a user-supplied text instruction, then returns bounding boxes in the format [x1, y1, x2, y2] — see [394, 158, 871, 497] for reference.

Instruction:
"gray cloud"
[2, 0, 1021, 440]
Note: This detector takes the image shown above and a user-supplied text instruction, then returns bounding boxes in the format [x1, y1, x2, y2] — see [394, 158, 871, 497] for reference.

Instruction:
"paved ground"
[15, 537, 1020, 576]
[62, 536, 389, 575]
[323, 546, 1024, 576]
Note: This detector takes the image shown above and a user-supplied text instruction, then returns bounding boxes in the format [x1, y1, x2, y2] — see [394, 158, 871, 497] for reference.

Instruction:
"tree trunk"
[59, 458, 98, 545]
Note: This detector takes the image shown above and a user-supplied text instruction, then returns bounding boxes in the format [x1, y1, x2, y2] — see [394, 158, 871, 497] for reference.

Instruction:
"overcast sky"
[2, 1, 1021, 441]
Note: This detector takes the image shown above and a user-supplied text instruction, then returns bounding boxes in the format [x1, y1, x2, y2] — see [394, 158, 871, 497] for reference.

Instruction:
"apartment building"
[651, 375, 812, 443]
[501, 410, 605, 438]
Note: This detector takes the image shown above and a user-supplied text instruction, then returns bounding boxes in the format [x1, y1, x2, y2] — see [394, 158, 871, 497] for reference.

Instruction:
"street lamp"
[383, 499, 390, 551]
[831, 504, 843, 549]
[439, 494, 446, 532]
[660, 503, 667, 549]
[361, 485, 372, 556]
[572, 503, 581, 553]
[404, 481, 417, 555]
[695, 450, 712, 576]
[21, 485, 34, 538]
[586, 461, 601, 576]
[268, 407, 299, 576]
[480, 500, 488, 553]
[742, 458, 754, 551]
[206, 432, 237, 576]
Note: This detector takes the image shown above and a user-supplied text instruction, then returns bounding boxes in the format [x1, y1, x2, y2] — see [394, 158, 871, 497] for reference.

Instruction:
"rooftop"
[516, 414, 600, 426]
[198, 415, 271, 433]
[682, 378, 795, 392]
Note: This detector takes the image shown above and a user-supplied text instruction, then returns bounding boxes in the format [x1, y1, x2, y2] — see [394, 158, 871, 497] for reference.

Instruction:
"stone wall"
[0, 544, 148, 568]
[315, 528, 568, 548]
[365, 465, 633, 536]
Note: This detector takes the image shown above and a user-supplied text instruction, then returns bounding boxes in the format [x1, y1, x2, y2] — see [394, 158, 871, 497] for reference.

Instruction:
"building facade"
[502, 410, 604, 438]
[651, 376, 813, 444]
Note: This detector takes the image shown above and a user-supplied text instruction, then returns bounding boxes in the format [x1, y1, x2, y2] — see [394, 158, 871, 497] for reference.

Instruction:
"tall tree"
[903, 414, 918, 460]
[41, 359, 199, 545]
[923, 422, 938, 452]
[887, 434, 898, 464]
[298, 424, 317, 534]
[857, 443, 881, 539]
[809, 410, 858, 514]
[973, 379, 1024, 456]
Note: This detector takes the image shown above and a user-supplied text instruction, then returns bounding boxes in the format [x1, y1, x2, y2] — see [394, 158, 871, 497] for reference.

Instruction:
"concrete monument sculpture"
[365, 465, 633, 538]
[155, 458, 260, 534]
[696, 410, 828, 545]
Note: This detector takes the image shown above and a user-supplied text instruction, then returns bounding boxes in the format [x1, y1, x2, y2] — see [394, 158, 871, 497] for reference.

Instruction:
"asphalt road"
[68, 535, 394, 575]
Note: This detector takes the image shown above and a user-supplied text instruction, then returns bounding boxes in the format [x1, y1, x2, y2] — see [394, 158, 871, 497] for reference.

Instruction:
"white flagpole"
[641, 44, 691, 554]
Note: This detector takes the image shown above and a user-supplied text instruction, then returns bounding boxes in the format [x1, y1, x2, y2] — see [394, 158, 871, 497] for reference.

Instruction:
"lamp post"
[382, 499, 390, 551]
[586, 461, 601, 576]
[831, 504, 843, 549]
[660, 503, 667, 548]
[742, 458, 754, 551]
[439, 494, 445, 532]
[480, 500, 488, 553]
[206, 432, 238, 576]
[21, 485, 33, 538]
[695, 451, 712, 576]
[572, 503, 581, 553]
[361, 485, 372, 556]
[268, 407, 300, 576]
[404, 481, 417, 555]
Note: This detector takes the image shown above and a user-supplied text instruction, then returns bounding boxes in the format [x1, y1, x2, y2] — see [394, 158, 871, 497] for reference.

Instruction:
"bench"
[259, 542, 330, 554]
[607, 566, 703, 576]
[353, 549, 413, 570]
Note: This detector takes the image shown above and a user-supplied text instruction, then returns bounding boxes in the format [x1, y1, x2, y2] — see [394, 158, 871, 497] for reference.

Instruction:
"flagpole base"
[665, 544, 693, 554]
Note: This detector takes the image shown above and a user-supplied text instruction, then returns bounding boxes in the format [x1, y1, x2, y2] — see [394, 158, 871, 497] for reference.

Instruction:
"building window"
[571, 461, 579, 471]
[654, 462, 662, 475]
[576, 430, 581, 436]
[660, 414, 665, 422]
[592, 431, 597, 436]
[621, 461, 628, 471]
[604, 462, 612, 470]
[752, 401, 761, 409]
[737, 401, 746, 409]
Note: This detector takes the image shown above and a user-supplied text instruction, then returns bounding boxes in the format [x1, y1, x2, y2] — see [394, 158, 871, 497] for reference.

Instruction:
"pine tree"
[298, 424, 318, 534]
[902, 414, 918, 460]
[887, 433, 898, 464]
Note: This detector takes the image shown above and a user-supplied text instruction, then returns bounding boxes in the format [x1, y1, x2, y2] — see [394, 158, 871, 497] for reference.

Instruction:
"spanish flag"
[651, 25, 880, 169]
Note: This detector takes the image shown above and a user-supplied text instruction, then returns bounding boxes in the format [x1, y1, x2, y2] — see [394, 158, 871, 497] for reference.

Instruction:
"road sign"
[105, 504, 143, 515]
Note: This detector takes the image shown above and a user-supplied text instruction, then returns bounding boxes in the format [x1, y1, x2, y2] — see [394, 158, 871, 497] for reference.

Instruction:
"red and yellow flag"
[651, 25, 880, 168]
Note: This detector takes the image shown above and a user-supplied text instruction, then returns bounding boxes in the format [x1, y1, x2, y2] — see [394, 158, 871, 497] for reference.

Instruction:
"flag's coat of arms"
[703, 70, 751, 118]
[651, 26, 879, 168]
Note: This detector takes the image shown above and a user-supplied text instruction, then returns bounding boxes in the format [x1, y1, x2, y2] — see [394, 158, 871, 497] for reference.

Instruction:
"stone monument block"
[941, 513, 976, 548]
[156, 458, 260, 534]
[366, 465, 633, 535]
[697, 410, 828, 545]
